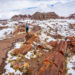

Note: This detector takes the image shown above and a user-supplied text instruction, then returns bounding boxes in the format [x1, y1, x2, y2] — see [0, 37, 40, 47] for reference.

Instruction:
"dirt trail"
[0, 34, 25, 74]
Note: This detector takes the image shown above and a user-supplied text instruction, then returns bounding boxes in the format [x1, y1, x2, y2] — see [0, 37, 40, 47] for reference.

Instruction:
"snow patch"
[25, 50, 37, 59]
[67, 55, 75, 75]
[14, 42, 23, 49]
[2, 63, 22, 75]
[0, 28, 14, 40]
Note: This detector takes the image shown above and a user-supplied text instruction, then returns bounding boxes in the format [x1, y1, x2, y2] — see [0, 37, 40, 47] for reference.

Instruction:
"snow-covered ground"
[0, 28, 14, 40]
[36, 19, 75, 37]
[25, 50, 37, 59]
[29, 19, 75, 42]
[0, 19, 75, 41]
[67, 55, 75, 75]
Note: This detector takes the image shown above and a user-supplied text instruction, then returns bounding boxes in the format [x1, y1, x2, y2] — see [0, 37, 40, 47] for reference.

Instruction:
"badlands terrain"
[0, 12, 75, 75]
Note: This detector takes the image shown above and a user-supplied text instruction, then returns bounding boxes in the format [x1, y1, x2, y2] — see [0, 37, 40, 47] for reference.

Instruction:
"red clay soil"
[0, 34, 25, 75]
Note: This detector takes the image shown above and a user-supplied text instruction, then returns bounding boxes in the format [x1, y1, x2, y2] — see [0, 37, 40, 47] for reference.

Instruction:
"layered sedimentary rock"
[10, 12, 75, 21]
[11, 15, 31, 21]
[31, 12, 59, 20]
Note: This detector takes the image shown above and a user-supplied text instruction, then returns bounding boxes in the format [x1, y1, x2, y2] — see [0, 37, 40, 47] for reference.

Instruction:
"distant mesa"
[67, 13, 75, 19]
[31, 12, 59, 20]
[11, 15, 31, 21]
[0, 20, 7, 25]
[10, 12, 75, 21]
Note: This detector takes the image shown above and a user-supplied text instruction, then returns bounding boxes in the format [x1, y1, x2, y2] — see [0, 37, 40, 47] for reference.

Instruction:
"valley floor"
[0, 19, 75, 75]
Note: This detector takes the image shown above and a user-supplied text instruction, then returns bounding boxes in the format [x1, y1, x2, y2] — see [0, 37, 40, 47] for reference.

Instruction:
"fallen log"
[36, 41, 67, 75]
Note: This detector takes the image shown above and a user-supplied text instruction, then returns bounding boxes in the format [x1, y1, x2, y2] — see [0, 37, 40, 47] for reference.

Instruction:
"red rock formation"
[11, 15, 27, 21]
[11, 15, 31, 21]
[10, 12, 75, 21]
[31, 12, 59, 20]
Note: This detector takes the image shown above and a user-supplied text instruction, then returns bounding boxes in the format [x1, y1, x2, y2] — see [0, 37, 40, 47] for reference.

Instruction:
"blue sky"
[0, 0, 75, 19]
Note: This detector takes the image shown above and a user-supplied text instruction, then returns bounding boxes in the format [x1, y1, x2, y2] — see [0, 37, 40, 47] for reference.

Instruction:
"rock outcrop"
[10, 12, 75, 21]
[11, 15, 31, 21]
[10, 12, 60, 21]
[31, 12, 59, 20]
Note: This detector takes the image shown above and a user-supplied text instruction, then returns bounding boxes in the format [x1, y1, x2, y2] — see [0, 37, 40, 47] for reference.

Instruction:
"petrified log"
[12, 35, 39, 55]
[12, 44, 32, 55]
[25, 35, 39, 44]
[37, 41, 67, 75]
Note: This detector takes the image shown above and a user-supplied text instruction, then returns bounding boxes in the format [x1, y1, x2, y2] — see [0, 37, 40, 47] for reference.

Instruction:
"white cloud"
[0, 0, 75, 19]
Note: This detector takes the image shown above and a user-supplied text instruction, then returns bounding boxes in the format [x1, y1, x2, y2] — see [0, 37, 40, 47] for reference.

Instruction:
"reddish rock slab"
[37, 51, 65, 75]
[48, 41, 57, 47]
[56, 41, 67, 54]
[12, 44, 32, 55]
[25, 35, 39, 44]
[36, 41, 67, 75]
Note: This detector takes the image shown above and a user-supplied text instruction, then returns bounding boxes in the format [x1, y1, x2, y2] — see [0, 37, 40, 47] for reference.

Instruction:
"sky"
[0, 0, 75, 19]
